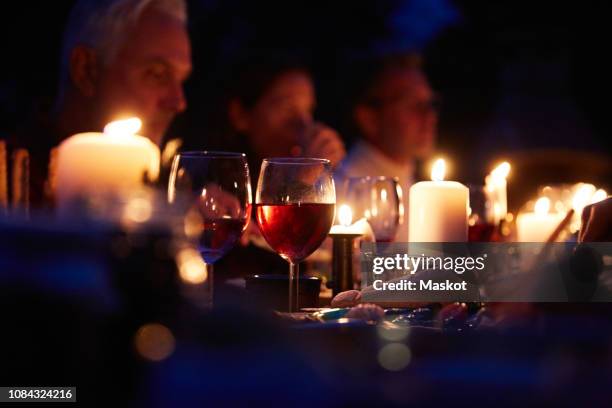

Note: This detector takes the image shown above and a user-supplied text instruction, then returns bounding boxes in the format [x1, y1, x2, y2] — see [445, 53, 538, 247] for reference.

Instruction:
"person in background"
[335, 54, 438, 241]
[10, 0, 191, 206]
[202, 56, 346, 282]
[209, 56, 345, 179]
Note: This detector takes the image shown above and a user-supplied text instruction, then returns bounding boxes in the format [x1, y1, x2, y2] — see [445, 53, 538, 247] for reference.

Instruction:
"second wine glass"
[344, 176, 402, 242]
[255, 158, 336, 312]
[168, 151, 252, 307]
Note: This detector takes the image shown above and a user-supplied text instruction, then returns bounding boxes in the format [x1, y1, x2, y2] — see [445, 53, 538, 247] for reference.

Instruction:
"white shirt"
[335, 140, 414, 242]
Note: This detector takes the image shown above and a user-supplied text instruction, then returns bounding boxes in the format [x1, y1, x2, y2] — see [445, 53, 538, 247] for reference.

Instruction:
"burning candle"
[568, 183, 607, 233]
[55, 118, 160, 211]
[328, 204, 364, 296]
[591, 188, 608, 204]
[485, 161, 510, 225]
[408, 159, 469, 242]
[516, 197, 564, 242]
[329, 204, 371, 235]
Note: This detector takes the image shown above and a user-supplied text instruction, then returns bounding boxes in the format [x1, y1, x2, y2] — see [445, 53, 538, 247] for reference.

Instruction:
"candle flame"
[591, 188, 607, 204]
[104, 117, 142, 138]
[338, 204, 353, 226]
[572, 183, 596, 213]
[534, 197, 550, 215]
[490, 161, 511, 181]
[431, 158, 445, 181]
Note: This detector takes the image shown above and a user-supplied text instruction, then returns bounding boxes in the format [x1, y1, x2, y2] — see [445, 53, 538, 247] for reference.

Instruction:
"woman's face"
[238, 71, 316, 159]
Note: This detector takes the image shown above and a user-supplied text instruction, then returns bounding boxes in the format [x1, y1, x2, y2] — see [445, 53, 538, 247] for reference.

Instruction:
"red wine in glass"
[468, 223, 498, 242]
[199, 217, 249, 264]
[467, 184, 499, 242]
[168, 151, 251, 309]
[256, 203, 335, 262]
[255, 158, 336, 312]
[369, 215, 400, 243]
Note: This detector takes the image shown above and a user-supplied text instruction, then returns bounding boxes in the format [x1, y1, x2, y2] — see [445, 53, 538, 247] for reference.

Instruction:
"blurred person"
[335, 54, 438, 241]
[11, 0, 191, 206]
[58, 0, 191, 145]
[203, 57, 345, 282]
[215, 57, 345, 178]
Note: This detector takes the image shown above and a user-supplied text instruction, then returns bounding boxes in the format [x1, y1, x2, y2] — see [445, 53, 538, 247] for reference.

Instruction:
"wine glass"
[255, 158, 335, 312]
[343, 176, 402, 242]
[467, 184, 498, 242]
[168, 152, 251, 306]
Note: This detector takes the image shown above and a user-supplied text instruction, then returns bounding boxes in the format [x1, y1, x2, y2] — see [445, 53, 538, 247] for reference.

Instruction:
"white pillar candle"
[408, 159, 469, 242]
[516, 197, 564, 242]
[55, 118, 160, 211]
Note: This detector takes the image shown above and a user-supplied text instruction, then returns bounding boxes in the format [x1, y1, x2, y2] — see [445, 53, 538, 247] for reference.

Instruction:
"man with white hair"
[58, 0, 192, 145]
[13, 0, 192, 205]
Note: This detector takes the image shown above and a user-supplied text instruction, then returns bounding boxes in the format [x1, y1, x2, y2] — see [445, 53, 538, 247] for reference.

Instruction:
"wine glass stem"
[206, 263, 214, 309]
[289, 262, 299, 312]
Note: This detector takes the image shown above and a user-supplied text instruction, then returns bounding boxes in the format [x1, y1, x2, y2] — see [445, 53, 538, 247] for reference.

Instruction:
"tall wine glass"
[168, 152, 251, 307]
[255, 158, 335, 312]
[344, 176, 402, 242]
[467, 184, 498, 242]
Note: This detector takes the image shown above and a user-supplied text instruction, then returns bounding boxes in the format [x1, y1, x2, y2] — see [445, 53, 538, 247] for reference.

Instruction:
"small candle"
[516, 197, 564, 242]
[408, 159, 469, 242]
[485, 161, 510, 225]
[329, 204, 371, 236]
[591, 188, 608, 204]
[568, 183, 602, 233]
[328, 204, 364, 296]
[55, 118, 160, 211]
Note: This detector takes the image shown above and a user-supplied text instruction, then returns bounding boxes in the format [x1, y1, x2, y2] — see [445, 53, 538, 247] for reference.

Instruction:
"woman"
[211, 56, 345, 178]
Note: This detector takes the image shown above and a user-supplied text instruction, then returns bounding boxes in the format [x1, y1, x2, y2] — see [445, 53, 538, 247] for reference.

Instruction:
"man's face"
[241, 71, 315, 159]
[95, 7, 192, 144]
[365, 68, 437, 162]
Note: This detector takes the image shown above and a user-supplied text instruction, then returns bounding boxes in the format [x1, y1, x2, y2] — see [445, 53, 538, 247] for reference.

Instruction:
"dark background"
[1, 3, 612, 402]
[1, 0, 610, 189]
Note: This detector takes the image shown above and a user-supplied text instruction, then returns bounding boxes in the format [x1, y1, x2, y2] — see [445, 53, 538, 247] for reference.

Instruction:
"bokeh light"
[377, 324, 410, 342]
[122, 197, 153, 224]
[134, 323, 175, 362]
[176, 247, 208, 284]
[377, 343, 412, 371]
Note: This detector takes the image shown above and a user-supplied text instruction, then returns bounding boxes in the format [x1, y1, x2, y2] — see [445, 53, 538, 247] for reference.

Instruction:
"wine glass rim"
[262, 157, 331, 165]
[179, 151, 247, 159]
[348, 175, 399, 182]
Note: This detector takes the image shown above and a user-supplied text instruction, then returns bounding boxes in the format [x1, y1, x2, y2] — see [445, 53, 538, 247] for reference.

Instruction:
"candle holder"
[328, 232, 362, 296]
